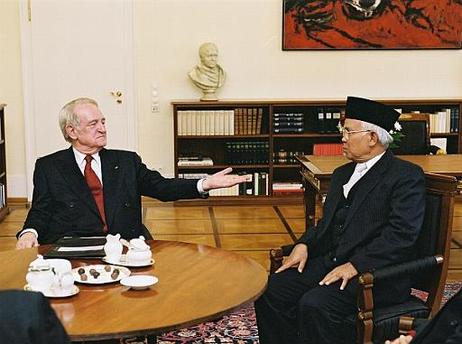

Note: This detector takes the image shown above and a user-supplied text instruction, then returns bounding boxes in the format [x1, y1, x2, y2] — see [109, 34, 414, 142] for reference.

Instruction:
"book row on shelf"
[178, 172, 269, 196]
[273, 149, 306, 164]
[177, 108, 263, 136]
[315, 108, 342, 134]
[426, 108, 459, 133]
[272, 182, 303, 196]
[177, 156, 214, 166]
[225, 141, 269, 165]
[273, 112, 305, 134]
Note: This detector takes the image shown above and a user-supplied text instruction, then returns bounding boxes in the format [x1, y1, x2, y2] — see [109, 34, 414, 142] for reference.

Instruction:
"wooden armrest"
[399, 316, 415, 334]
[269, 245, 295, 274]
[356, 255, 443, 344]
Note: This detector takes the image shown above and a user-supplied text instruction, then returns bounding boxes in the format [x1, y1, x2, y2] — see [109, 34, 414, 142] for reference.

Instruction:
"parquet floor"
[0, 200, 461, 281]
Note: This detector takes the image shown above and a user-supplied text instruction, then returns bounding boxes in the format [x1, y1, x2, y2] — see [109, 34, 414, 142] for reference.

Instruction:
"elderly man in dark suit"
[0, 290, 70, 344]
[16, 97, 246, 248]
[255, 97, 426, 344]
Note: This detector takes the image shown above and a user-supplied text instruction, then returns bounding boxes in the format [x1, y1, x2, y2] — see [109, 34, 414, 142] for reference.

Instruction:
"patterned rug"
[157, 282, 462, 344]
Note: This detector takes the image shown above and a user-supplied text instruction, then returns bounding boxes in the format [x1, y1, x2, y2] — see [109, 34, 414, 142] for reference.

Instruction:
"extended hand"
[319, 262, 358, 290]
[16, 232, 39, 250]
[202, 167, 249, 191]
[275, 243, 308, 273]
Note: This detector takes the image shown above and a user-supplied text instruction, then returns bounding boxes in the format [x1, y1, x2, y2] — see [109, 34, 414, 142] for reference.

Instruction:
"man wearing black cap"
[255, 97, 426, 344]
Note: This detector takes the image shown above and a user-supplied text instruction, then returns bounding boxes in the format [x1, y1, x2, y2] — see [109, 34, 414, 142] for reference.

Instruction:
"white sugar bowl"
[126, 236, 152, 264]
[26, 255, 55, 293]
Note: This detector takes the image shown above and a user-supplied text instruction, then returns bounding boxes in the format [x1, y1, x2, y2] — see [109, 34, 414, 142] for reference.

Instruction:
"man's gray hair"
[360, 121, 393, 148]
[59, 97, 98, 143]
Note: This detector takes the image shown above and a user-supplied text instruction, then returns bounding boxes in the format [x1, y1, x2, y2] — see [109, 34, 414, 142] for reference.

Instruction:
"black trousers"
[255, 256, 357, 344]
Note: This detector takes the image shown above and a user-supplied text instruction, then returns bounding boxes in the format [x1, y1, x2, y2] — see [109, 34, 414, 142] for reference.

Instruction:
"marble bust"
[188, 42, 226, 101]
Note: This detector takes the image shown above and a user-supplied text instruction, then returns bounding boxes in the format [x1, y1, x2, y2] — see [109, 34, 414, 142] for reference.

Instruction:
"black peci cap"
[345, 96, 400, 132]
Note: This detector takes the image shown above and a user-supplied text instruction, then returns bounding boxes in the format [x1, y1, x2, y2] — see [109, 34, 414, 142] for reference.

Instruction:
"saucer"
[120, 275, 158, 290]
[24, 284, 80, 298]
[102, 254, 154, 267]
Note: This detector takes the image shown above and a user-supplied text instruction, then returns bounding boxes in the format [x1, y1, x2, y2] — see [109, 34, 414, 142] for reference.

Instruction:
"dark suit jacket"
[297, 150, 426, 301]
[412, 288, 462, 344]
[19, 147, 202, 244]
[0, 290, 70, 344]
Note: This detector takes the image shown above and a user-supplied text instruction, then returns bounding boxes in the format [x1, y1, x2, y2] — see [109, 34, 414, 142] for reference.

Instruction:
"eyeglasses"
[340, 127, 371, 139]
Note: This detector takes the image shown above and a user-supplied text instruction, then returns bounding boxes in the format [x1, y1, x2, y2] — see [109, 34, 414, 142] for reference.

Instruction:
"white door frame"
[18, 0, 138, 201]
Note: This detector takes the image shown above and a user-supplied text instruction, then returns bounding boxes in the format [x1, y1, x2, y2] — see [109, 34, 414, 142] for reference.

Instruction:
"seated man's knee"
[298, 289, 326, 314]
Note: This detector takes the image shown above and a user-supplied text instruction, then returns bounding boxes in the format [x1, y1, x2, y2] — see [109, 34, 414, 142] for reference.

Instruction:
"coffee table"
[0, 240, 267, 341]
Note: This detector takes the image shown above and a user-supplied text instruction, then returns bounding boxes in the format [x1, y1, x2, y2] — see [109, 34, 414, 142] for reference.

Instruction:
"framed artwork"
[282, 0, 462, 50]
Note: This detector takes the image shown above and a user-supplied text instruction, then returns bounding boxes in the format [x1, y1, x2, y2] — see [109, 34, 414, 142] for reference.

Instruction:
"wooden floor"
[0, 200, 461, 281]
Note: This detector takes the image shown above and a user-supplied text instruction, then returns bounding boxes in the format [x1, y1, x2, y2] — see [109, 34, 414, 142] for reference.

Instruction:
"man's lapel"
[55, 147, 100, 216]
[343, 150, 393, 230]
[99, 149, 123, 229]
[321, 162, 356, 230]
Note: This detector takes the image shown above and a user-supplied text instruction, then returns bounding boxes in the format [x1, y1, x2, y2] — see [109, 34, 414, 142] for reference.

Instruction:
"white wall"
[0, 0, 27, 197]
[1, 0, 462, 196]
[134, 0, 462, 177]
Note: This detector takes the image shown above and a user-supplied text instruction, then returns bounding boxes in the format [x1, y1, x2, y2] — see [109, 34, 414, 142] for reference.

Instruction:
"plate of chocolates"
[72, 264, 130, 284]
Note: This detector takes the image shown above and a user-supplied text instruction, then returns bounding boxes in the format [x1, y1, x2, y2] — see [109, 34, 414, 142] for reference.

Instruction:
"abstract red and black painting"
[283, 0, 462, 49]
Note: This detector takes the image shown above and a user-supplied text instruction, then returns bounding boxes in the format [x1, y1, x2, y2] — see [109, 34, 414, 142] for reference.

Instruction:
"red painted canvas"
[283, 0, 462, 49]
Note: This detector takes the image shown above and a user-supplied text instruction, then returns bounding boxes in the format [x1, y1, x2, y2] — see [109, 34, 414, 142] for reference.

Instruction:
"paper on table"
[57, 245, 104, 252]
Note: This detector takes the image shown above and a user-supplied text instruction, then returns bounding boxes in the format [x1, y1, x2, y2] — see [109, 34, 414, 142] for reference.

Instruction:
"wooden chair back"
[357, 172, 457, 343]
[392, 113, 431, 155]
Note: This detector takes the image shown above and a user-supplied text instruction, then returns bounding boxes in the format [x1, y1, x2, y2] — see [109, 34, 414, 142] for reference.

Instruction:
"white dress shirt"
[343, 151, 385, 198]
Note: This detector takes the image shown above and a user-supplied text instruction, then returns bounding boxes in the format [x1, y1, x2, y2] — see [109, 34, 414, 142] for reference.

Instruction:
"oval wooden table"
[0, 240, 268, 341]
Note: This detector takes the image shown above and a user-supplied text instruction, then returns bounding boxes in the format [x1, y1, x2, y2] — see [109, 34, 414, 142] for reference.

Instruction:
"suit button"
[450, 320, 458, 326]
[332, 257, 337, 262]
[124, 202, 131, 207]
[68, 202, 75, 208]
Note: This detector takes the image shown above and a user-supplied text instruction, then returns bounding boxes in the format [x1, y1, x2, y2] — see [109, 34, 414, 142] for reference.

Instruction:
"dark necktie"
[84, 155, 107, 232]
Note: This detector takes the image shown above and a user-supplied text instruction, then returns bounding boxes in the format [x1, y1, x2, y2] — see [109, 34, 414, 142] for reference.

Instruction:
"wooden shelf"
[172, 98, 462, 204]
[273, 133, 341, 138]
[0, 105, 6, 221]
[273, 164, 299, 168]
[178, 135, 269, 139]
[178, 164, 269, 170]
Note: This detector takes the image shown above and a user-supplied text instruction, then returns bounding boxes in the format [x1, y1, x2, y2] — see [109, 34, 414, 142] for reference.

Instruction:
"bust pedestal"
[200, 90, 219, 102]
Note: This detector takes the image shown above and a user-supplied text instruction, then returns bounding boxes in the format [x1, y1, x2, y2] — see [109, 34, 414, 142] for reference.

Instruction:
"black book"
[43, 236, 106, 259]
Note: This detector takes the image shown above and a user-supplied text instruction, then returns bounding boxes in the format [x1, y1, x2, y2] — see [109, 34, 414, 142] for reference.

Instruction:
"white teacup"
[47, 259, 73, 291]
[47, 259, 72, 274]
[59, 271, 75, 293]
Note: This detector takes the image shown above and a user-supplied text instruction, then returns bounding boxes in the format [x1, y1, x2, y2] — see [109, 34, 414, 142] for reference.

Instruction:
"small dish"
[102, 254, 154, 268]
[120, 275, 158, 290]
[24, 284, 80, 298]
[72, 264, 130, 284]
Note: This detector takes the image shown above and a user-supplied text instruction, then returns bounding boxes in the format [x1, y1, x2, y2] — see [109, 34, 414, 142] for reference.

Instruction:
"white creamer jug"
[104, 233, 123, 262]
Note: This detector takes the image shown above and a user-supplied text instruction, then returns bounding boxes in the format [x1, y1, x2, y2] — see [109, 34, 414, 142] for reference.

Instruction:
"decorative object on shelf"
[282, 0, 462, 50]
[188, 42, 226, 101]
[389, 121, 404, 149]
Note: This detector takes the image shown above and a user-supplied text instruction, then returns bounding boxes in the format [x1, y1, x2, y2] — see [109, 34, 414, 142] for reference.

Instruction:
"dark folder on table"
[44, 236, 106, 259]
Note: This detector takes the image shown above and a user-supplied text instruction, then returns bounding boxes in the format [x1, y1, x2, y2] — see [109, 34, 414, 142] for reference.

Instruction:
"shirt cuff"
[197, 178, 209, 196]
[20, 228, 38, 239]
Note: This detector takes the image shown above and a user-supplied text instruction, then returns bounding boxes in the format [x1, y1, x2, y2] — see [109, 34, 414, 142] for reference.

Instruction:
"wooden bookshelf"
[0, 104, 7, 220]
[172, 98, 462, 204]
